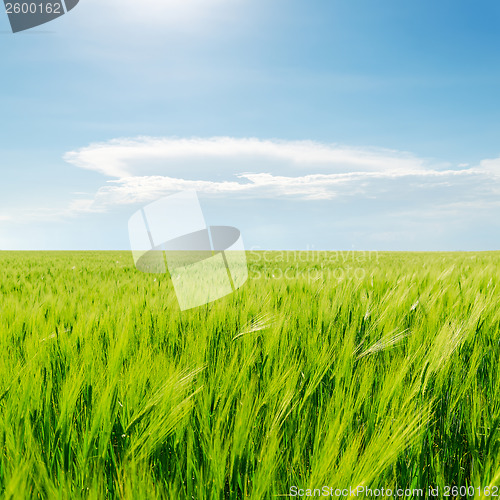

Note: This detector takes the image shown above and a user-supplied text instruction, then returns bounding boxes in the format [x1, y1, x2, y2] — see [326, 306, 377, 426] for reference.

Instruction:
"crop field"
[0, 250, 499, 499]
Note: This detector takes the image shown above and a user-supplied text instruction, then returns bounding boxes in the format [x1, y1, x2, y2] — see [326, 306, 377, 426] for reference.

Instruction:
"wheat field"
[0, 250, 498, 499]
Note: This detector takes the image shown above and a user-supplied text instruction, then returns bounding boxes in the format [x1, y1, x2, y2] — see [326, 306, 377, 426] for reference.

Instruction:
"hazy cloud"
[61, 136, 493, 214]
[64, 136, 435, 178]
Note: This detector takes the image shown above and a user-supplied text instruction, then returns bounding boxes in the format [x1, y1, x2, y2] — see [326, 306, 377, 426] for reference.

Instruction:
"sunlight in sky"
[82, 0, 235, 26]
[2, 0, 500, 250]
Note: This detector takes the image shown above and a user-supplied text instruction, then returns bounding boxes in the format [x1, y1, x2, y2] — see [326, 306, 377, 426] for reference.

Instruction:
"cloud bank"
[62, 136, 495, 214]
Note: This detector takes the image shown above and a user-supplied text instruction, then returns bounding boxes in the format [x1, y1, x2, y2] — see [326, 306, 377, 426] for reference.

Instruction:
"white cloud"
[62, 136, 484, 211]
[478, 157, 500, 176]
[64, 136, 437, 178]
[4, 135, 486, 221]
[84, 166, 477, 210]
[7, 136, 500, 252]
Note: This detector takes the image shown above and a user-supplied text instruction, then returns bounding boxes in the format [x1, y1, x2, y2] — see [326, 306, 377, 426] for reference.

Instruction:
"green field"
[0, 251, 499, 499]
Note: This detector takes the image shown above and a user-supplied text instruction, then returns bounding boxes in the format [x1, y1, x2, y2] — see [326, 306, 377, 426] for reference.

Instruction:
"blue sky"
[1, 0, 500, 250]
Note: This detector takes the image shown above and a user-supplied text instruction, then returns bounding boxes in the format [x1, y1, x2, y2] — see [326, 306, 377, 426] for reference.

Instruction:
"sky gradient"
[1, 0, 500, 250]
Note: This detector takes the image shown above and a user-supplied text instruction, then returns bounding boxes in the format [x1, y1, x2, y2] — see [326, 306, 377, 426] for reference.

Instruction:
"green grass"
[0, 250, 499, 499]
